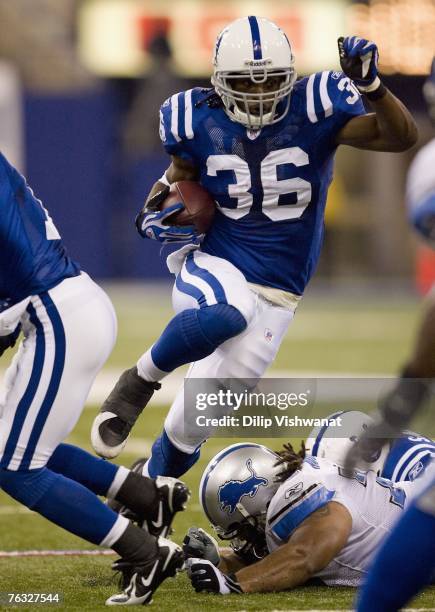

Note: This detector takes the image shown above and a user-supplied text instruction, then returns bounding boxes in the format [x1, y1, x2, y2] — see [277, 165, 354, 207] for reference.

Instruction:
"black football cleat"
[106, 537, 184, 606]
[91, 368, 160, 459]
[143, 475, 190, 539]
[107, 458, 190, 539]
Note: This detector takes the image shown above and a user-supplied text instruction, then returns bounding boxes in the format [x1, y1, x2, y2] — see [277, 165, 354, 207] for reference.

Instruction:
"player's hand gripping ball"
[136, 181, 216, 243]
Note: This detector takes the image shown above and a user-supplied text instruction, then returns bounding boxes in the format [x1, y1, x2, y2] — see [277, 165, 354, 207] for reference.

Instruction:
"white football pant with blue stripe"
[146, 250, 296, 453]
[0, 273, 117, 470]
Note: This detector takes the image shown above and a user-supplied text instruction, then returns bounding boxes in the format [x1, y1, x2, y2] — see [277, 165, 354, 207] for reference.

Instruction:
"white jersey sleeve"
[265, 457, 336, 547]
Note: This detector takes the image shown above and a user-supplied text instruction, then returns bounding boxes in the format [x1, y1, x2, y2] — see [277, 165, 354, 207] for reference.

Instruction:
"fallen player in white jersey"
[183, 442, 427, 595]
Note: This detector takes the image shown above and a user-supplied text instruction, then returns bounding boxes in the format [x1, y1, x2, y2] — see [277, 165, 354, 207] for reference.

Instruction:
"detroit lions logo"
[218, 459, 268, 514]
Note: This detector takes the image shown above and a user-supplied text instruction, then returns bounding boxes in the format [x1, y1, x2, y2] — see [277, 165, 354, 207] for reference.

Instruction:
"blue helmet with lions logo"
[199, 442, 281, 541]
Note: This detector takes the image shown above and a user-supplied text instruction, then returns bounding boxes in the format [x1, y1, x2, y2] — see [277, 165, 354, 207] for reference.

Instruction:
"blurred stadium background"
[0, 1, 434, 608]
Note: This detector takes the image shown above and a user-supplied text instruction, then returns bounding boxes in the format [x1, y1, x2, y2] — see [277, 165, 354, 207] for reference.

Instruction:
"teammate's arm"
[236, 502, 351, 593]
[334, 36, 418, 152]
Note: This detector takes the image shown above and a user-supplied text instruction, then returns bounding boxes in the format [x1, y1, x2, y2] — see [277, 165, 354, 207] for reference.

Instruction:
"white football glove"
[186, 558, 243, 595]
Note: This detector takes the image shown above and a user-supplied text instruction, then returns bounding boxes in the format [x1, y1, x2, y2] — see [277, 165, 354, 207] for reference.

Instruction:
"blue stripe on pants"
[175, 271, 208, 308]
[19, 293, 66, 470]
[0, 303, 46, 468]
[185, 252, 228, 304]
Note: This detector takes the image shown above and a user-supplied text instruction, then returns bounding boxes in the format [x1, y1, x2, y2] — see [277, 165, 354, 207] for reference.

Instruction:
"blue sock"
[357, 498, 435, 611]
[0, 467, 119, 545]
[147, 430, 200, 478]
[47, 443, 118, 495]
[151, 304, 246, 372]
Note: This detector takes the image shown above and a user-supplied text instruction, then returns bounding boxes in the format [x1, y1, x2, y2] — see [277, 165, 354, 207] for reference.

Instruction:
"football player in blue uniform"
[306, 410, 434, 483]
[0, 152, 189, 605]
[92, 17, 418, 480]
[346, 58, 435, 612]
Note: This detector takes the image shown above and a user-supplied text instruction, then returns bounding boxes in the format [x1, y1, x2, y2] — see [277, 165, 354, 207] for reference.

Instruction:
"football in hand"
[161, 181, 216, 233]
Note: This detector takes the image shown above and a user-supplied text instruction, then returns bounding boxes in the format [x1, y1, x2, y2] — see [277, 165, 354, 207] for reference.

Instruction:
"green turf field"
[0, 286, 433, 610]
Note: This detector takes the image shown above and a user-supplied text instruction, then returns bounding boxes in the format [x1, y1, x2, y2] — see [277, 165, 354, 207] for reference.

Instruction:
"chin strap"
[235, 501, 255, 523]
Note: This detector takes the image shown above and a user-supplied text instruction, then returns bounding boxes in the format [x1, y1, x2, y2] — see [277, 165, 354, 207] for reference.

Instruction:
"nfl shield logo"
[264, 328, 273, 342]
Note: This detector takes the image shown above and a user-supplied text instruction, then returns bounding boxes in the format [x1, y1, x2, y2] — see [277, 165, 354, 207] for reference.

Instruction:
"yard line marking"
[0, 549, 116, 557]
[1, 368, 394, 407]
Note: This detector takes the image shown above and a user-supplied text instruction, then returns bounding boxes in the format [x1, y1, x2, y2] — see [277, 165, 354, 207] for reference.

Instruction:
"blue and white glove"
[136, 203, 197, 243]
[135, 185, 197, 243]
[338, 36, 382, 96]
[186, 558, 243, 595]
[183, 527, 221, 566]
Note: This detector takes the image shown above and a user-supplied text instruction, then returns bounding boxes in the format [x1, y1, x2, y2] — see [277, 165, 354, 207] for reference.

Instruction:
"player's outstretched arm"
[188, 502, 351, 595]
[235, 502, 351, 593]
[335, 36, 418, 152]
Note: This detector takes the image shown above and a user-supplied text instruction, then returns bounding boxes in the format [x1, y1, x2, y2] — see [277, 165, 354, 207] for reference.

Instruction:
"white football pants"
[165, 250, 295, 453]
[0, 273, 117, 470]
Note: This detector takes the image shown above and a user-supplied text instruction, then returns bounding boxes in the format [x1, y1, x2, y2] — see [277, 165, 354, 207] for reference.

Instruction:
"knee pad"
[197, 303, 247, 345]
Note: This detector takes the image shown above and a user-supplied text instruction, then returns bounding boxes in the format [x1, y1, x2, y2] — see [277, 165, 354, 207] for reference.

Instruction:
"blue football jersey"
[381, 432, 435, 483]
[159, 72, 366, 295]
[0, 152, 80, 302]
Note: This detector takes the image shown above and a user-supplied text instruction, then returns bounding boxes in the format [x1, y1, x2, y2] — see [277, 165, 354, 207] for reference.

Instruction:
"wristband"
[360, 80, 388, 102]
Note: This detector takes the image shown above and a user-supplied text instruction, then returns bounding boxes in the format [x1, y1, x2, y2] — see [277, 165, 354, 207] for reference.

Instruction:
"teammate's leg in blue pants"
[357, 479, 435, 612]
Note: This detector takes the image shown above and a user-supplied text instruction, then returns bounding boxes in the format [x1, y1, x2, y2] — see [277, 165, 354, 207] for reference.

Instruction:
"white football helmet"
[305, 410, 389, 473]
[212, 16, 297, 130]
[199, 442, 281, 542]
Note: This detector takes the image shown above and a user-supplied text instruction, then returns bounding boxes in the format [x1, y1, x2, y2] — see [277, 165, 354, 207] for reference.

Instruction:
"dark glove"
[183, 527, 221, 566]
[186, 558, 243, 595]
